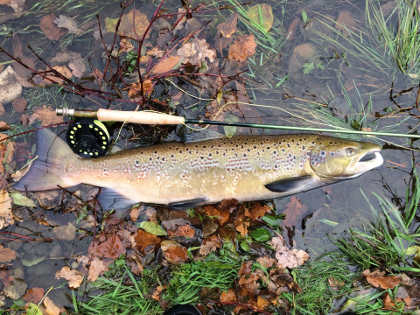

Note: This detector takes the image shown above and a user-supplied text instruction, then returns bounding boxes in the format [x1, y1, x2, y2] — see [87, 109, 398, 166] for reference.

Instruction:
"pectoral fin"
[168, 198, 207, 210]
[98, 188, 138, 210]
[265, 175, 315, 193]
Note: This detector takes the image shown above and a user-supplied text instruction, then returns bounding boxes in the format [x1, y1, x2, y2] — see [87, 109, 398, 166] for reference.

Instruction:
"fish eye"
[345, 147, 356, 156]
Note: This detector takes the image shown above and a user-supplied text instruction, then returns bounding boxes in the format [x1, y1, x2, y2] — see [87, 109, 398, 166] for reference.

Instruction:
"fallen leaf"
[235, 221, 250, 236]
[0, 189, 14, 229]
[88, 257, 110, 282]
[199, 234, 222, 256]
[256, 256, 276, 269]
[43, 296, 61, 315]
[119, 38, 134, 53]
[134, 229, 161, 253]
[383, 292, 403, 311]
[257, 296, 270, 310]
[0, 121, 8, 131]
[176, 38, 216, 66]
[0, 0, 25, 14]
[0, 244, 16, 262]
[247, 4, 274, 33]
[151, 285, 165, 301]
[10, 191, 36, 207]
[54, 15, 83, 35]
[217, 13, 238, 38]
[25, 303, 43, 315]
[0, 133, 14, 176]
[228, 34, 256, 62]
[168, 224, 195, 238]
[12, 97, 26, 112]
[118, 9, 149, 39]
[238, 262, 260, 295]
[0, 65, 22, 104]
[151, 55, 181, 75]
[147, 47, 165, 58]
[40, 14, 64, 40]
[362, 269, 401, 289]
[160, 240, 188, 264]
[55, 266, 84, 289]
[282, 196, 308, 227]
[139, 220, 167, 236]
[203, 205, 230, 226]
[244, 203, 271, 220]
[53, 222, 76, 241]
[23, 287, 45, 303]
[0, 103, 5, 115]
[41, 65, 72, 85]
[88, 234, 126, 259]
[271, 235, 309, 269]
[28, 105, 64, 126]
[336, 10, 357, 36]
[220, 288, 236, 304]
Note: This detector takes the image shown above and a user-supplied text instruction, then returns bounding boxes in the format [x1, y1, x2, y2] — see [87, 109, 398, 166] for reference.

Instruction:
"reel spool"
[66, 119, 111, 158]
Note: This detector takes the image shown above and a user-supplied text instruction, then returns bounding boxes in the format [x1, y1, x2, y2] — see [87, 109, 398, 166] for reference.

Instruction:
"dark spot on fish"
[287, 144, 290, 148]
[171, 154, 174, 158]
[266, 146, 270, 150]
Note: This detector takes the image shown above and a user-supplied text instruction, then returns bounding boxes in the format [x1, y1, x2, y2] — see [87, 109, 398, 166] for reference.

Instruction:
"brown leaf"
[42, 65, 72, 85]
[199, 234, 222, 256]
[217, 14, 238, 38]
[88, 257, 110, 282]
[151, 285, 165, 301]
[167, 224, 195, 238]
[271, 235, 309, 269]
[40, 14, 65, 40]
[228, 34, 256, 62]
[235, 221, 250, 236]
[257, 296, 270, 311]
[282, 196, 308, 227]
[0, 65, 22, 104]
[0, 121, 9, 131]
[28, 105, 64, 126]
[0, 189, 14, 229]
[362, 269, 401, 289]
[151, 56, 181, 75]
[12, 97, 26, 112]
[203, 205, 230, 226]
[53, 222, 76, 241]
[256, 256, 276, 269]
[0, 0, 25, 14]
[176, 38, 216, 66]
[383, 292, 403, 311]
[160, 240, 188, 264]
[336, 10, 357, 36]
[88, 234, 126, 259]
[134, 229, 161, 253]
[244, 202, 271, 220]
[43, 296, 61, 315]
[118, 9, 149, 39]
[54, 15, 83, 35]
[220, 288, 237, 304]
[0, 103, 5, 115]
[23, 287, 45, 303]
[55, 266, 84, 289]
[0, 244, 16, 262]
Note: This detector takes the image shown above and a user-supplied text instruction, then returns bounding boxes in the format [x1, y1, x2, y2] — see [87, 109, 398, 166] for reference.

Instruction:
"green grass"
[76, 258, 162, 315]
[281, 253, 356, 314]
[164, 249, 241, 305]
[336, 171, 420, 273]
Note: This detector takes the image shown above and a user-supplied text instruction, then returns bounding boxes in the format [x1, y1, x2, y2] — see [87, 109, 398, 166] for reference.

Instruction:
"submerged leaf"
[151, 56, 181, 74]
[55, 266, 83, 288]
[228, 34, 256, 62]
[0, 244, 16, 262]
[0, 189, 14, 229]
[247, 4, 274, 33]
[10, 191, 36, 207]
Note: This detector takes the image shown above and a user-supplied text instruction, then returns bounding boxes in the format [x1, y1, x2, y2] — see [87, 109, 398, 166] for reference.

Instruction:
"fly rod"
[56, 108, 420, 139]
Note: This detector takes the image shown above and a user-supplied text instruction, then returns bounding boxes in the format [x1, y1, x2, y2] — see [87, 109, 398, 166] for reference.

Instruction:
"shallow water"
[0, 0, 419, 311]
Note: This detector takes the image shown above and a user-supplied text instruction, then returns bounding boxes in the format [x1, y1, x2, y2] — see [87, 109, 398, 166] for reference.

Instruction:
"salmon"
[14, 129, 383, 209]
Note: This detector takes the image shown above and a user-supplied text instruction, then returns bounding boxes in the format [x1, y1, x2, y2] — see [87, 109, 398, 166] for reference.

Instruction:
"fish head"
[309, 138, 383, 180]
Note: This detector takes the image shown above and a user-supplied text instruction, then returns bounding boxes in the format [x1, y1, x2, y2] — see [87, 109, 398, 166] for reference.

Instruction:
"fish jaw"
[310, 140, 383, 180]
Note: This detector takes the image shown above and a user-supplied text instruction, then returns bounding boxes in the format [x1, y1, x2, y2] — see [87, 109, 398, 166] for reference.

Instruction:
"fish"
[13, 129, 383, 210]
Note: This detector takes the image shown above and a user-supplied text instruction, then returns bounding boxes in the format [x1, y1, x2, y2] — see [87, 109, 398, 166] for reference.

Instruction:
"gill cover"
[310, 140, 383, 179]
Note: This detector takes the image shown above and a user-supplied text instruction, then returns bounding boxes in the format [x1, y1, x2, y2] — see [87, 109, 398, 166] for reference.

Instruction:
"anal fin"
[98, 188, 138, 210]
[168, 198, 207, 210]
[265, 175, 315, 193]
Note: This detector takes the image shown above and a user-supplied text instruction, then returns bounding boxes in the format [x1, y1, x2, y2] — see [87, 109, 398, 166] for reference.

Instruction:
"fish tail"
[13, 129, 80, 191]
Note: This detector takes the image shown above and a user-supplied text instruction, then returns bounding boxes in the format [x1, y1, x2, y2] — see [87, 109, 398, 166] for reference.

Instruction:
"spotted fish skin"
[14, 130, 383, 209]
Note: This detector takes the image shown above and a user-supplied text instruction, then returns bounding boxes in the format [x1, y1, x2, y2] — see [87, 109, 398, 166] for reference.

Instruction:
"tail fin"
[14, 129, 79, 191]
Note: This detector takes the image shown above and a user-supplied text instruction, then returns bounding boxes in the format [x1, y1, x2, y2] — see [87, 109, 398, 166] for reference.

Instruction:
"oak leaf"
[40, 14, 64, 40]
[0, 244, 16, 262]
[151, 56, 181, 75]
[362, 269, 401, 289]
[228, 34, 256, 62]
[160, 240, 188, 264]
[55, 266, 83, 288]
[177, 38, 216, 66]
[282, 196, 308, 227]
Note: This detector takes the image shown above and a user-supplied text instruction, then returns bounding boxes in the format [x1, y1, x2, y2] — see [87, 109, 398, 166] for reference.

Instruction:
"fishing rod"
[56, 107, 420, 139]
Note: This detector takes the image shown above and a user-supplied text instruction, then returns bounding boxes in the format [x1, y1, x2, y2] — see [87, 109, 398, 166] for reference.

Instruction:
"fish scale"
[14, 130, 383, 209]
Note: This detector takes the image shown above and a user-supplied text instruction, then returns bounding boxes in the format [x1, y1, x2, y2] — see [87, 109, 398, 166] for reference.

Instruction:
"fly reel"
[66, 119, 111, 158]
